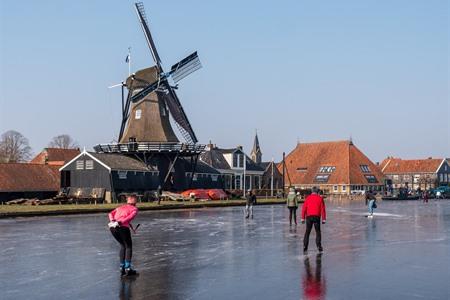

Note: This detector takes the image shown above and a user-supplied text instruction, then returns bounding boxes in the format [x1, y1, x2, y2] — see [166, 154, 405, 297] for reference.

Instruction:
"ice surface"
[1, 199, 449, 299]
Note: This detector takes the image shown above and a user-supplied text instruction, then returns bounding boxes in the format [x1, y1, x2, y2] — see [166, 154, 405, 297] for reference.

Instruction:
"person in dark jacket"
[245, 189, 256, 219]
[301, 187, 326, 253]
[366, 191, 377, 217]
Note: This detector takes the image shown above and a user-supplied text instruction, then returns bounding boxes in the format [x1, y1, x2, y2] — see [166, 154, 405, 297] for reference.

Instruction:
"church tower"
[251, 131, 262, 164]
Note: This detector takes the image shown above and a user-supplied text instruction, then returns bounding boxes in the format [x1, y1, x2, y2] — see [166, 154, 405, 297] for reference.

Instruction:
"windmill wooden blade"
[119, 87, 133, 142]
[134, 2, 162, 68]
[162, 86, 198, 144]
[170, 51, 202, 84]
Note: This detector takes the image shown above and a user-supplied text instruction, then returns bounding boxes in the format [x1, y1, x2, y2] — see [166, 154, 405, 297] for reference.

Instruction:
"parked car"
[431, 186, 450, 199]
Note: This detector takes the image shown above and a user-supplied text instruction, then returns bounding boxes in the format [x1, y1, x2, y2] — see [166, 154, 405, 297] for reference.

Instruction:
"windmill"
[95, 2, 205, 190]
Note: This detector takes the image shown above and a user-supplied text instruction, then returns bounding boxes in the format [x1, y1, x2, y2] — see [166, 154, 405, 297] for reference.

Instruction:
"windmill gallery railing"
[94, 142, 206, 155]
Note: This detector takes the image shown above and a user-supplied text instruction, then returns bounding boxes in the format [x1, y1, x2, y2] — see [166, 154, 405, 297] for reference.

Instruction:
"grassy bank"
[0, 198, 289, 218]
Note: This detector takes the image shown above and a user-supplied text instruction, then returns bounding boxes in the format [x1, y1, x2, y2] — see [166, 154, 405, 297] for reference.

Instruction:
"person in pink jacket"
[108, 195, 139, 276]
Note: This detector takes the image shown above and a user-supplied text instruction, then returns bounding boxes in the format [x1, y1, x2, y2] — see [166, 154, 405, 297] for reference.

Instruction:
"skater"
[108, 195, 139, 276]
[156, 185, 162, 205]
[245, 189, 256, 219]
[301, 187, 326, 253]
[366, 191, 377, 217]
[286, 188, 299, 225]
[423, 190, 429, 203]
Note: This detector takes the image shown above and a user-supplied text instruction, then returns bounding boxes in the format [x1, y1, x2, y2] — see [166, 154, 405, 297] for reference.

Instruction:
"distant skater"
[366, 191, 377, 218]
[301, 187, 326, 253]
[423, 190, 429, 203]
[286, 188, 299, 225]
[156, 185, 162, 205]
[108, 195, 139, 276]
[245, 189, 256, 219]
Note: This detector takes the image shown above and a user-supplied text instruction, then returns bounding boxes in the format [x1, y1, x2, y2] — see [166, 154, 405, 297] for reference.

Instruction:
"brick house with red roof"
[380, 157, 450, 191]
[280, 140, 384, 195]
[0, 148, 80, 202]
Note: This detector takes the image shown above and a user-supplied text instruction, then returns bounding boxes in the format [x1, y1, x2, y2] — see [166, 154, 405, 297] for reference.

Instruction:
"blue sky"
[0, 0, 448, 162]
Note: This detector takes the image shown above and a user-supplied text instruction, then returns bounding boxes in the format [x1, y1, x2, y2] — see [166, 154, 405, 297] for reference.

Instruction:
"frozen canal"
[1, 200, 449, 300]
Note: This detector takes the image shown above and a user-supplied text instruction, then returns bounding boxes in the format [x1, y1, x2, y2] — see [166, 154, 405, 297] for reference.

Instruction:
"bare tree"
[48, 134, 79, 149]
[0, 130, 33, 163]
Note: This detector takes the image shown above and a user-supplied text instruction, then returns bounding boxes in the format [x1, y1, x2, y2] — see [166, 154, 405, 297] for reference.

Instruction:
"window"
[360, 165, 371, 173]
[233, 154, 238, 168]
[135, 109, 142, 119]
[255, 176, 260, 189]
[118, 171, 127, 179]
[333, 185, 338, 192]
[211, 174, 218, 182]
[239, 154, 244, 168]
[343, 185, 347, 191]
[235, 175, 241, 189]
[192, 174, 198, 181]
[314, 175, 329, 183]
[393, 175, 399, 181]
[85, 160, 94, 170]
[76, 160, 84, 170]
[365, 175, 378, 183]
[318, 166, 335, 173]
[440, 174, 444, 182]
[296, 167, 308, 172]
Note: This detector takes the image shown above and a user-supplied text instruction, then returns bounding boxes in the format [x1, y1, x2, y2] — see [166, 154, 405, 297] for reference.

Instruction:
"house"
[380, 157, 450, 191]
[60, 150, 223, 201]
[0, 148, 80, 202]
[280, 140, 384, 195]
[31, 147, 80, 166]
[199, 143, 265, 190]
[0, 163, 60, 202]
[60, 150, 159, 202]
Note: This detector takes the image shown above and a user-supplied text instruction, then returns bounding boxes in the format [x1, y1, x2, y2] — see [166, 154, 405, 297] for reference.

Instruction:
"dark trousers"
[288, 207, 297, 224]
[110, 227, 132, 263]
[303, 216, 322, 250]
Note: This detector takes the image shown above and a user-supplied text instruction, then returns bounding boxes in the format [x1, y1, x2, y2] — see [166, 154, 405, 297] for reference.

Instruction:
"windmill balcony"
[94, 142, 206, 155]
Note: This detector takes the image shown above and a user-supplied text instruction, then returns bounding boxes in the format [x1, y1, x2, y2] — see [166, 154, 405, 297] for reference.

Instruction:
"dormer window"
[238, 154, 244, 168]
[365, 175, 378, 183]
[297, 167, 308, 172]
[232, 152, 244, 168]
[233, 154, 238, 167]
[318, 166, 335, 173]
[315, 174, 330, 182]
[360, 165, 371, 173]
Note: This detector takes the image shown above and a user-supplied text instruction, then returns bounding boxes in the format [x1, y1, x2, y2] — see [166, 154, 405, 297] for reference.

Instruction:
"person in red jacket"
[301, 187, 326, 253]
[108, 195, 139, 276]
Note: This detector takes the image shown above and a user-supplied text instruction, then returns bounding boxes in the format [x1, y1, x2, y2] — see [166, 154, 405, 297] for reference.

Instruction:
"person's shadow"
[302, 253, 326, 300]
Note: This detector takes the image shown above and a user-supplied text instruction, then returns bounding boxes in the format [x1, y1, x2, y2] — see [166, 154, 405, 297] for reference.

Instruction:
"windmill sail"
[134, 2, 162, 67]
[170, 51, 202, 83]
[162, 87, 198, 144]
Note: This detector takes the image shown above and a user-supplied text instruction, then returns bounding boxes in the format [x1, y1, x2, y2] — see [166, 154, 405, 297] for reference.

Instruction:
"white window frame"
[85, 160, 94, 170]
[76, 160, 84, 170]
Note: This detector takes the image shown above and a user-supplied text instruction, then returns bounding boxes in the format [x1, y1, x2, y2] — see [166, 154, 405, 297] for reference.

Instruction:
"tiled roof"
[200, 147, 264, 171]
[279, 140, 384, 185]
[381, 157, 443, 174]
[181, 159, 220, 174]
[88, 153, 156, 171]
[199, 148, 231, 169]
[31, 148, 80, 165]
[0, 163, 60, 192]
